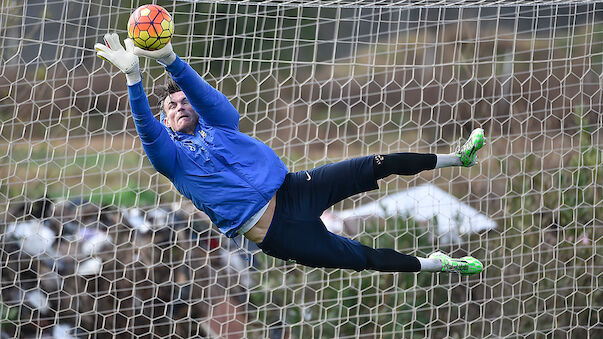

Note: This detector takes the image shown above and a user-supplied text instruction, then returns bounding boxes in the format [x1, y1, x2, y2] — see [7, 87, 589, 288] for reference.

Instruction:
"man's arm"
[128, 82, 178, 178]
[165, 56, 239, 130]
[96, 33, 178, 178]
[132, 44, 240, 130]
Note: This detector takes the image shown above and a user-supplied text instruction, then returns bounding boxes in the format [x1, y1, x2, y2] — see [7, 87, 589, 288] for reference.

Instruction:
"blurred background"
[0, 0, 601, 338]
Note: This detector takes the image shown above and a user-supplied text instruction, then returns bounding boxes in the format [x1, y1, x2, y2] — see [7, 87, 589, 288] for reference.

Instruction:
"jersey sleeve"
[165, 56, 240, 130]
[128, 81, 178, 179]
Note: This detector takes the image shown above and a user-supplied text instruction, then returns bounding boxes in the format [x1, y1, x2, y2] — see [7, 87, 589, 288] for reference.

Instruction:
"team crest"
[182, 140, 196, 152]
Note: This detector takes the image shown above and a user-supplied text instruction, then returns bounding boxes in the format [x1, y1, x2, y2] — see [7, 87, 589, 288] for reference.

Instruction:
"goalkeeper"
[95, 34, 485, 275]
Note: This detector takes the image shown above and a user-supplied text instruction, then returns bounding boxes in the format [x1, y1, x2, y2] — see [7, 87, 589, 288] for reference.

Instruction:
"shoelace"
[445, 261, 469, 272]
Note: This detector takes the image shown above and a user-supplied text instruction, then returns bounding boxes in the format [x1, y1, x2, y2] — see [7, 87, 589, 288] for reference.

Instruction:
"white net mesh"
[0, 0, 601, 338]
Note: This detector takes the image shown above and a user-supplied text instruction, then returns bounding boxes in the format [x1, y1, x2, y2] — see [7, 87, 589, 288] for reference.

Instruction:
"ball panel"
[152, 22, 164, 36]
[158, 11, 170, 22]
[139, 30, 150, 41]
[132, 37, 146, 49]
[147, 7, 161, 22]
[136, 16, 151, 31]
[127, 16, 136, 33]
[160, 20, 171, 31]
[159, 27, 171, 38]
[147, 25, 158, 38]
[147, 39, 162, 51]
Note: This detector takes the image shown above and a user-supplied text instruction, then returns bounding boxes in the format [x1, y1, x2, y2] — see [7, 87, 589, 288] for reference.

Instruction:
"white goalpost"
[0, 0, 601, 338]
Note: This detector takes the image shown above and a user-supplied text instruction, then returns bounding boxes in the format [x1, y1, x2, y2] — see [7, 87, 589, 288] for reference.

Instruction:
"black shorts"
[258, 156, 379, 271]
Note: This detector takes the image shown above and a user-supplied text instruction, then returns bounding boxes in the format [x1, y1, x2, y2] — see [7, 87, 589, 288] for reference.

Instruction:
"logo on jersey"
[182, 140, 196, 152]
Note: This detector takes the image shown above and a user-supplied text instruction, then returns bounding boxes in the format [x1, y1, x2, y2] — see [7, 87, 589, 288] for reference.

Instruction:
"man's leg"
[373, 128, 486, 179]
[259, 214, 421, 272]
[297, 127, 487, 214]
[296, 152, 449, 214]
[259, 173, 483, 274]
[259, 214, 483, 274]
[372, 153, 437, 179]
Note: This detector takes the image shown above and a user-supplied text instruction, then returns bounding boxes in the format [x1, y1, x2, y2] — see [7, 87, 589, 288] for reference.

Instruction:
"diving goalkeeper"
[95, 33, 485, 275]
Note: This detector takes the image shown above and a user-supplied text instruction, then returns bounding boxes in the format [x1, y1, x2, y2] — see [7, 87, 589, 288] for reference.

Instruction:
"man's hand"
[132, 42, 177, 67]
[95, 33, 141, 85]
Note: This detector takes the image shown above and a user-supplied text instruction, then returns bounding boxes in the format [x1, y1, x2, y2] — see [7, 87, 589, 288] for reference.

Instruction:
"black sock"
[363, 246, 421, 272]
[373, 153, 437, 180]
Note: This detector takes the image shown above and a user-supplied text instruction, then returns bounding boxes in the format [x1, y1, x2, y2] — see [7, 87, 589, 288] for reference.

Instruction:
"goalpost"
[0, 0, 600, 338]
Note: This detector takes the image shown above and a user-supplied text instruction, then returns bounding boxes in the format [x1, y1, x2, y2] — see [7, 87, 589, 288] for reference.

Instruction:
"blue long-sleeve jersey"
[128, 56, 288, 238]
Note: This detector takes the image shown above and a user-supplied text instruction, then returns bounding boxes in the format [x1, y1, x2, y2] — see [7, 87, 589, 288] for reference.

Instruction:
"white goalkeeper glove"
[131, 42, 177, 67]
[94, 33, 141, 85]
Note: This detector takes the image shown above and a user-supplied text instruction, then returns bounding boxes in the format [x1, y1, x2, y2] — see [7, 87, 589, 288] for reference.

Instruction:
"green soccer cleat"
[429, 252, 484, 275]
[457, 128, 486, 167]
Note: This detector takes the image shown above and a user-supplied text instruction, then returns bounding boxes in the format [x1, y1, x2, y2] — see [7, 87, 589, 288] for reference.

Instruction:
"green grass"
[0, 142, 174, 208]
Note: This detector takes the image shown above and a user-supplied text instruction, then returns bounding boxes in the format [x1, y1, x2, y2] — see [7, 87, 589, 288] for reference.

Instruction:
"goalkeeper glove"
[94, 33, 141, 85]
[131, 42, 177, 67]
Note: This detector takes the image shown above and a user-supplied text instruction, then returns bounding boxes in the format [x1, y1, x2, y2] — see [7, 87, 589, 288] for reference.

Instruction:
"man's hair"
[158, 78, 182, 110]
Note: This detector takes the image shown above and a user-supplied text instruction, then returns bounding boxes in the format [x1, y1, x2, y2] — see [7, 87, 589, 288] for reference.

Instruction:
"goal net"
[0, 0, 601, 338]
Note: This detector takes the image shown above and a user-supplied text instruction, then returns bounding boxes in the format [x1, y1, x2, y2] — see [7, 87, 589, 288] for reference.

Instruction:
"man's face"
[163, 91, 199, 135]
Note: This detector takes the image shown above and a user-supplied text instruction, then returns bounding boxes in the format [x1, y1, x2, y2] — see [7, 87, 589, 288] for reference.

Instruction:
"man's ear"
[159, 108, 170, 128]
